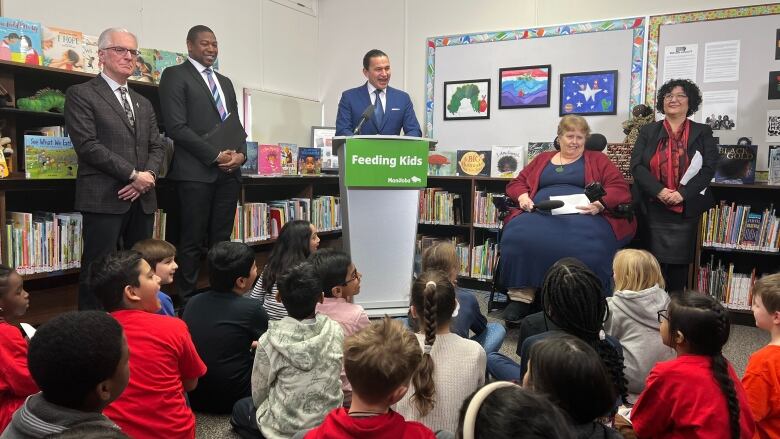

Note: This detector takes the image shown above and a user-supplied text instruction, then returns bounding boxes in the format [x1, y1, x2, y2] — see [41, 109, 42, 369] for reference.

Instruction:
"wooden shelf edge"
[21, 267, 80, 281]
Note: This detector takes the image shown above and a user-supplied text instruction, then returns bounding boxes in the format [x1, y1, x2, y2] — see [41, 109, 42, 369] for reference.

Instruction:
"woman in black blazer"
[630, 79, 718, 292]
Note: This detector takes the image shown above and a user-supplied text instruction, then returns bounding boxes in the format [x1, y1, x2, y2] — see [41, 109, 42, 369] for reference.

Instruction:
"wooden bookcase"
[0, 60, 342, 325]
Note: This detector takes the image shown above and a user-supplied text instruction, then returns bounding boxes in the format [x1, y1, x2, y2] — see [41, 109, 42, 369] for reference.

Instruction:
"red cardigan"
[504, 150, 636, 241]
[0, 322, 39, 431]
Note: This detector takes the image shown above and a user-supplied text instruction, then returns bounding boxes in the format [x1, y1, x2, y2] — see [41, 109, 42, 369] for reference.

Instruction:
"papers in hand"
[549, 193, 592, 215]
[680, 151, 702, 185]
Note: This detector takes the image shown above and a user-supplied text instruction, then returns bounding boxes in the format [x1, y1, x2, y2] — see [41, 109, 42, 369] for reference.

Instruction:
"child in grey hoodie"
[231, 261, 343, 439]
[605, 249, 675, 403]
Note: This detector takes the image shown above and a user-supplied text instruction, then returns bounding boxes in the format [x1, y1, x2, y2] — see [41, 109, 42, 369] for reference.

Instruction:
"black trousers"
[175, 173, 240, 298]
[230, 397, 264, 439]
[78, 202, 153, 310]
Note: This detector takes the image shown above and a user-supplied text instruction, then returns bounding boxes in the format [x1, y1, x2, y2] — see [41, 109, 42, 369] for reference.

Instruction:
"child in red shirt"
[297, 317, 435, 439]
[90, 251, 207, 439]
[743, 273, 780, 439]
[630, 292, 754, 438]
[0, 265, 37, 432]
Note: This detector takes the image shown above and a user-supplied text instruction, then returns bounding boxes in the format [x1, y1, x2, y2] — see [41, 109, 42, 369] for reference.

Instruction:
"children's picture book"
[456, 150, 491, 177]
[42, 27, 83, 71]
[80, 34, 100, 74]
[152, 49, 186, 83]
[258, 144, 283, 176]
[527, 141, 556, 165]
[768, 145, 780, 185]
[129, 48, 156, 83]
[428, 150, 457, 176]
[24, 135, 78, 179]
[714, 144, 758, 184]
[0, 152, 9, 178]
[490, 146, 523, 178]
[241, 141, 258, 175]
[298, 147, 322, 175]
[279, 142, 298, 175]
[0, 18, 43, 65]
[321, 145, 338, 170]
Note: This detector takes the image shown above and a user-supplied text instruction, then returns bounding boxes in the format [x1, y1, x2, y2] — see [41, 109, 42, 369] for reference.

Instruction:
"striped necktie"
[204, 68, 228, 121]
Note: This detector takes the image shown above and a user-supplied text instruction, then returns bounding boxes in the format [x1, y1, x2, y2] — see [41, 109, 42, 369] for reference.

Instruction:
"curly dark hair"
[655, 78, 702, 117]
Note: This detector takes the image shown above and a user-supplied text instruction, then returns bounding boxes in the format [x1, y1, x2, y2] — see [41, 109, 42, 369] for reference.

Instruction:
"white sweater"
[395, 333, 486, 433]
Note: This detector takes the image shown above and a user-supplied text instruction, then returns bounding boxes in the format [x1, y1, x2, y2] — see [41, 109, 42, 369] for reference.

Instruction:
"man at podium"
[335, 49, 422, 137]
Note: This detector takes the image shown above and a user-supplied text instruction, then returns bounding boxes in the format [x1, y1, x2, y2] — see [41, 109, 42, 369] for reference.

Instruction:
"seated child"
[310, 248, 370, 405]
[295, 317, 437, 439]
[0, 265, 37, 432]
[183, 241, 269, 414]
[1, 311, 129, 438]
[743, 273, 780, 438]
[231, 261, 343, 439]
[395, 270, 486, 433]
[629, 292, 755, 438]
[456, 382, 574, 439]
[90, 251, 206, 439]
[131, 238, 179, 316]
[524, 334, 622, 438]
[421, 242, 505, 354]
[44, 424, 131, 439]
[249, 220, 320, 320]
[605, 249, 675, 402]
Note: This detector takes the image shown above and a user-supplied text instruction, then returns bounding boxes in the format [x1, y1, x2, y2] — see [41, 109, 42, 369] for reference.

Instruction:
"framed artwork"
[311, 126, 337, 170]
[443, 79, 490, 120]
[559, 70, 618, 116]
[769, 71, 780, 100]
[498, 65, 551, 109]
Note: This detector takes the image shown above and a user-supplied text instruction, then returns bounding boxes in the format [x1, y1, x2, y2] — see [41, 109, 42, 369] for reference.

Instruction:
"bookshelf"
[693, 182, 780, 324]
[0, 60, 342, 325]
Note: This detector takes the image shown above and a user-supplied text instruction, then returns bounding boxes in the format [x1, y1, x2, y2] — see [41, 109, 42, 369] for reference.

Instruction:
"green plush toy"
[16, 88, 66, 113]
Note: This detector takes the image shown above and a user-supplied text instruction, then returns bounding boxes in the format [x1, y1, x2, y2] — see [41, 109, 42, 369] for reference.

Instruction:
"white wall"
[319, 0, 772, 135]
[2, 0, 318, 114]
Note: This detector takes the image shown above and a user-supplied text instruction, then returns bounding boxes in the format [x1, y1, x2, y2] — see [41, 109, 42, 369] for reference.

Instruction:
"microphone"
[353, 104, 375, 135]
[533, 200, 565, 211]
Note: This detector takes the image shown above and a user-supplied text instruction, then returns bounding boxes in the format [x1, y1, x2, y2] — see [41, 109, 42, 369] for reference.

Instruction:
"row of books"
[242, 142, 337, 177]
[229, 197, 340, 243]
[312, 196, 341, 233]
[470, 239, 498, 280]
[700, 202, 780, 252]
[473, 191, 502, 228]
[415, 235, 471, 277]
[414, 235, 498, 280]
[151, 210, 167, 241]
[418, 188, 463, 225]
[4, 211, 82, 275]
[696, 256, 756, 311]
[427, 147, 523, 178]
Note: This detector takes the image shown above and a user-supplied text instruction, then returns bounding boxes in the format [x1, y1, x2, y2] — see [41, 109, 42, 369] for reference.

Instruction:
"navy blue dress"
[500, 157, 618, 293]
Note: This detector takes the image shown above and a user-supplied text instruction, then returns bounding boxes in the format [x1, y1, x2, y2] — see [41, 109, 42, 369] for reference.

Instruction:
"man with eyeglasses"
[159, 25, 247, 308]
[64, 27, 166, 310]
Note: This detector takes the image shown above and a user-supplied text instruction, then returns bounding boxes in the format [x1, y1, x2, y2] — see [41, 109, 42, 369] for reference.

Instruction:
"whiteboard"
[427, 19, 645, 152]
[653, 11, 780, 171]
[243, 88, 323, 146]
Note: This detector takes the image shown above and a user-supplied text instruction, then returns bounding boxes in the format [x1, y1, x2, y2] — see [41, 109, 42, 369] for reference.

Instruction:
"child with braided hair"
[395, 270, 486, 434]
[487, 258, 630, 408]
[629, 292, 755, 438]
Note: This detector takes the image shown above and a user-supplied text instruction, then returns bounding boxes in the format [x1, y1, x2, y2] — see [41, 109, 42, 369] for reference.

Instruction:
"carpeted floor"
[194, 289, 769, 438]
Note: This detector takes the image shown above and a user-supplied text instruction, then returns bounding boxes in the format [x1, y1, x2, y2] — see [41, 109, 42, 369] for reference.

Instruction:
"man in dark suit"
[159, 25, 246, 303]
[64, 27, 166, 310]
[335, 49, 422, 137]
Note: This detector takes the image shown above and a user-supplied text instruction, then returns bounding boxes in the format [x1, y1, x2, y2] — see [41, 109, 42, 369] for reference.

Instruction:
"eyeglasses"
[103, 46, 140, 57]
[657, 309, 668, 323]
[663, 93, 688, 101]
[341, 269, 361, 286]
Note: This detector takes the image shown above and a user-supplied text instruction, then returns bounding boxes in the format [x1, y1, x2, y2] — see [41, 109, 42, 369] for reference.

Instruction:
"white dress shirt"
[366, 82, 386, 111]
[101, 72, 135, 119]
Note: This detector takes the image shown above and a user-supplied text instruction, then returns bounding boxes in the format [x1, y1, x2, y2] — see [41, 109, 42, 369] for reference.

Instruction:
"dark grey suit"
[65, 74, 166, 309]
[159, 60, 246, 299]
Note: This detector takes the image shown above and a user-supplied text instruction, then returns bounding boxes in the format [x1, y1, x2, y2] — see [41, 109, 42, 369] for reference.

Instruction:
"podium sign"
[343, 138, 428, 188]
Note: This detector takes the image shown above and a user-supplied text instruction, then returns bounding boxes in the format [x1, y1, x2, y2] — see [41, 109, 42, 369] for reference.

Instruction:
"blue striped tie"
[205, 68, 228, 121]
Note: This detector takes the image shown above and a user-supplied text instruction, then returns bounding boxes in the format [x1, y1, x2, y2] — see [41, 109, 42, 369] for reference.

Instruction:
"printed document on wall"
[703, 40, 740, 83]
[662, 44, 698, 83]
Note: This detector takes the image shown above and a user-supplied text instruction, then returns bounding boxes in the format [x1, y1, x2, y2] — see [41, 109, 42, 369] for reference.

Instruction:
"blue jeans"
[396, 318, 505, 354]
[486, 352, 522, 381]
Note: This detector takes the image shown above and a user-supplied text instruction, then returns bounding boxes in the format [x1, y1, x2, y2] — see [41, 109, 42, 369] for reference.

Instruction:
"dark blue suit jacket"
[335, 83, 422, 137]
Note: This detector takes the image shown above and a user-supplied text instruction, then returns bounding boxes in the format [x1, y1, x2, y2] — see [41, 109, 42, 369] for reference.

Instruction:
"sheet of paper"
[680, 151, 702, 185]
[662, 44, 698, 83]
[703, 40, 740, 83]
[549, 193, 592, 215]
[701, 90, 738, 130]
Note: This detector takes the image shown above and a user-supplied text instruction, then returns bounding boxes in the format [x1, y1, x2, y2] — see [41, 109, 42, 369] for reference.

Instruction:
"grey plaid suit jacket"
[64, 75, 166, 215]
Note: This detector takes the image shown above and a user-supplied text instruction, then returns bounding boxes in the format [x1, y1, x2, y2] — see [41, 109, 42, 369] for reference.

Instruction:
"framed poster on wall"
[443, 79, 490, 121]
[559, 70, 618, 116]
[498, 65, 551, 109]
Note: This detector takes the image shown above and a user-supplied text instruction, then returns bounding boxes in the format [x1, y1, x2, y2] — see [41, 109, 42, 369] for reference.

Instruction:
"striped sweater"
[249, 277, 288, 321]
